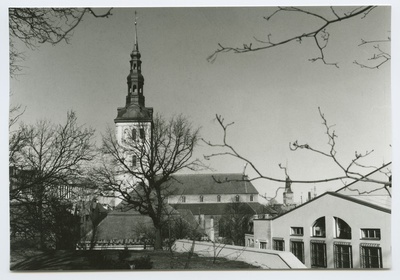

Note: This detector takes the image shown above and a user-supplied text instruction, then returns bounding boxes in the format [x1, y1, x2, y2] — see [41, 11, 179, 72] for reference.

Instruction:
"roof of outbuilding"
[167, 173, 259, 195]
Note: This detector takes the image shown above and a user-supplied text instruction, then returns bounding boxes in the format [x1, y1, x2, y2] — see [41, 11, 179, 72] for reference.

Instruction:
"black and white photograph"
[3, 0, 398, 276]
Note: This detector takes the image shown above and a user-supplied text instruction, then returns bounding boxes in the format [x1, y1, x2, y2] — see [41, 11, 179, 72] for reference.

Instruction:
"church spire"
[115, 11, 153, 124]
[134, 11, 139, 52]
[126, 11, 144, 108]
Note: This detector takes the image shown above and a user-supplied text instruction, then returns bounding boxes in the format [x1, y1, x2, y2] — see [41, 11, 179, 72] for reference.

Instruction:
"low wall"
[173, 239, 306, 269]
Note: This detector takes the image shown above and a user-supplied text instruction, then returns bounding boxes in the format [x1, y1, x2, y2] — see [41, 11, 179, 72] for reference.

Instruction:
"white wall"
[168, 193, 258, 204]
[173, 239, 306, 269]
[253, 194, 391, 268]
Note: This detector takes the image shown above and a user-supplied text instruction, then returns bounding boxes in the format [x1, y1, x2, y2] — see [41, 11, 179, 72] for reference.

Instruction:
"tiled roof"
[85, 203, 183, 241]
[115, 104, 153, 122]
[167, 173, 259, 195]
[172, 202, 275, 216]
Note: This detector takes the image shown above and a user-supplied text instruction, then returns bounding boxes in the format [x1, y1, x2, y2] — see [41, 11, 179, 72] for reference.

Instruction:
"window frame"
[290, 240, 305, 264]
[290, 227, 304, 236]
[132, 155, 137, 167]
[360, 244, 383, 268]
[334, 242, 353, 268]
[139, 128, 145, 140]
[259, 241, 267, 249]
[131, 128, 137, 140]
[334, 217, 352, 239]
[310, 241, 327, 268]
[361, 228, 381, 240]
[273, 239, 285, 251]
[311, 217, 326, 237]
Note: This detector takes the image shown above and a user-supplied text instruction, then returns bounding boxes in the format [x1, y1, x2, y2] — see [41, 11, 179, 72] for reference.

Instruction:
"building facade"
[247, 166, 391, 269]
[167, 173, 275, 242]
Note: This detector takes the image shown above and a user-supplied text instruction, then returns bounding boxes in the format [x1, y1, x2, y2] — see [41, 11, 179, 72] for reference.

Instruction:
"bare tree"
[94, 114, 204, 250]
[9, 8, 112, 77]
[203, 108, 391, 200]
[208, 6, 390, 69]
[10, 111, 95, 249]
[218, 202, 253, 246]
[9, 105, 27, 167]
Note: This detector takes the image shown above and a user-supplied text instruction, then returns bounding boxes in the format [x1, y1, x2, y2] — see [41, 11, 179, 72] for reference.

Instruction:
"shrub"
[131, 255, 153, 269]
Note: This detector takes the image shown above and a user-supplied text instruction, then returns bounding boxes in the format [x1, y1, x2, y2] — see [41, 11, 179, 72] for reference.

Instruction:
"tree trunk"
[154, 226, 163, 250]
[90, 224, 97, 250]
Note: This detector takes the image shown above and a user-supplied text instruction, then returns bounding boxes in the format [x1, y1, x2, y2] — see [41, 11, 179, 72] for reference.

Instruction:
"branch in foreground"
[203, 112, 391, 188]
[207, 6, 377, 68]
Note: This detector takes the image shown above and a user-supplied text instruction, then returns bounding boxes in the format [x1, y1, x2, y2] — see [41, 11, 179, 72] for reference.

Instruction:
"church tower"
[283, 176, 294, 205]
[114, 13, 153, 149]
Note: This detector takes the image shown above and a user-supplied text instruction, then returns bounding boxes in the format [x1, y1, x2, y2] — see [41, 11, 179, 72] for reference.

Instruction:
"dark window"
[132, 155, 137, 167]
[312, 217, 326, 237]
[290, 241, 305, 263]
[140, 128, 145, 139]
[260, 241, 267, 249]
[291, 227, 304, 236]
[311, 242, 327, 268]
[361, 229, 381, 240]
[250, 194, 254, 202]
[273, 239, 285, 251]
[181, 196, 186, 203]
[334, 244, 353, 268]
[132, 128, 137, 140]
[334, 217, 352, 239]
[361, 245, 382, 268]
[235, 195, 240, 202]
[217, 195, 221, 202]
[200, 195, 204, 202]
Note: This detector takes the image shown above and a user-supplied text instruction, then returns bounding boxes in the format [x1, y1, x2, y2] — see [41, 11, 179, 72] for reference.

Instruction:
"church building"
[80, 15, 274, 249]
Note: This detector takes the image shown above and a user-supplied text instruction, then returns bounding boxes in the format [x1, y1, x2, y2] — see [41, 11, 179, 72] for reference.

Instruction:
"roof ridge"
[172, 173, 244, 176]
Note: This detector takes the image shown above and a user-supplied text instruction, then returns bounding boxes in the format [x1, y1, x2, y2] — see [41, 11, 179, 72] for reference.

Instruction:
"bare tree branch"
[93, 114, 206, 250]
[203, 109, 391, 193]
[208, 6, 389, 69]
[9, 8, 113, 77]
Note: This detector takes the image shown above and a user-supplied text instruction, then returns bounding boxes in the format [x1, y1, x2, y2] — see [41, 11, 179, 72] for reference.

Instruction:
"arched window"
[132, 128, 137, 140]
[132, 155, 137, 167]
[250, 194, 254, 202]
[235, 195, 240, 202]
[334, 217, 352, 239]
[217, 195, 221, 202]
[139, 128, 145, 140]
[312, 217, 326, 237]
[200, 195, 204, 202]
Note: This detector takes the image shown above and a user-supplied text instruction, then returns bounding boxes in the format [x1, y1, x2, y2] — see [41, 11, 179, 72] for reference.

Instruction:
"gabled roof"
[261, 191, 391, 222]
[172, 202, 275, 216]
[167, 173, 259, 195]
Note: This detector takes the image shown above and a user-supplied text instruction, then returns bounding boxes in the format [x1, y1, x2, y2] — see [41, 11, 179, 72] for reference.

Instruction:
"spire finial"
[134, 11, 139, 51]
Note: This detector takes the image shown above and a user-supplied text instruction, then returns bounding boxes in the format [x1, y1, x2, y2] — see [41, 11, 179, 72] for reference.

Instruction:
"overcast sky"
[2, 0, 400, 279]
[7, 5, 393, 203]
